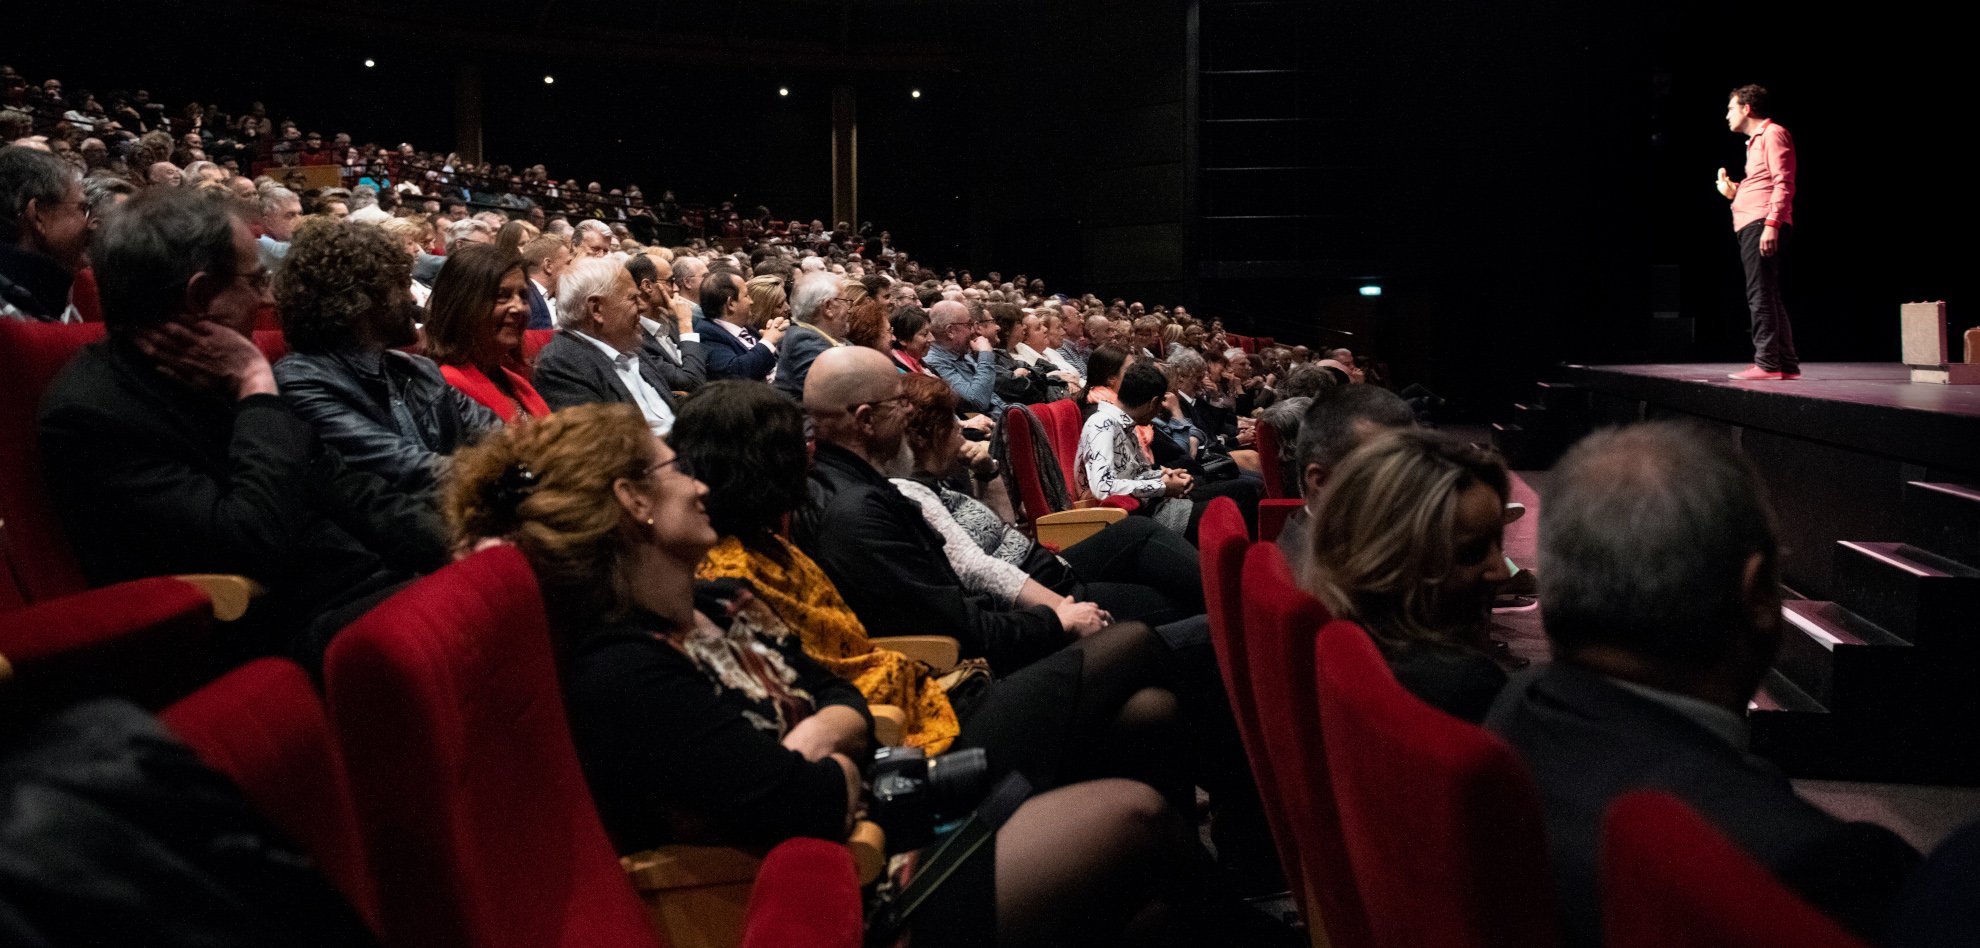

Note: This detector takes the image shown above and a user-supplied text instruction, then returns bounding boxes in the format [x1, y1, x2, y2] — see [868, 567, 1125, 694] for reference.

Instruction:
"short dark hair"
[1730, 83, 1770, 118]
[889, 305, 929, 349]
[669, 380, 808, 551]
[1082, 344, 1132, 393]
[1294, 385, 1415, 489]
[624, 252, 658, 287]
[1540, 421, 1778, 669]
[1118, 361, 1169, 409]
[0, 145, 79, 244]
[699, 269, 743, 321]
[91, 187, 241, 337]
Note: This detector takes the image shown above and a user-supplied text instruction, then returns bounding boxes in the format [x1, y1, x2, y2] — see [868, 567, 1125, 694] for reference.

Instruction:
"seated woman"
[272, 218, 502, 495]
[1076, 344, 1133, 421]
[842, 297, 898, 367]
[894, 374, 1201, 625]
[1010, 310, 1080, 400]
[1300, 428, 1514, 723]
[888, 304, 938, 376]
[447, 403, 1248, 946]
[422, 244, 551, 424]
[1036, 312, 1085, 389]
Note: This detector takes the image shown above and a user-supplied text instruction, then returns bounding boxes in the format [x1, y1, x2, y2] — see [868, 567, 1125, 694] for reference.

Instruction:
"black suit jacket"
[638, 327, 707, 393]
[796, 441, 1067, 672]
[694, 316, 777, 382]
[1486, 663, 1919, 947]
[530, 330, 679, 416]
[37, 341, 447, 658]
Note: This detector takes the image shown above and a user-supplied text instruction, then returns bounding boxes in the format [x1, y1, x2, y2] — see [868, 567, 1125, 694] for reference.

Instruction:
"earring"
[646, 517, 655, 526]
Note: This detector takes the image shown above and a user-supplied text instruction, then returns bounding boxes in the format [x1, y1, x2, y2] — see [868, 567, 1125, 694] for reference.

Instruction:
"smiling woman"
[424, 243, 551, 423]
[270, 218, 503, 494]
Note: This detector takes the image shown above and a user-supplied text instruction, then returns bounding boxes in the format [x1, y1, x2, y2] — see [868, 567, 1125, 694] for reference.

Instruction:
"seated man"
[1487, 421, 1919, 946]
[1277, 385, 1416, 569]
[271, 218, 500, 496]
[796, 346, 1107, 673]
[531, 255, 678, 434]
[771, 270, 850, 401]
[626, 252, 707, 393]
[1077, 362, 1256, 544]
[37, 188, 447, 662]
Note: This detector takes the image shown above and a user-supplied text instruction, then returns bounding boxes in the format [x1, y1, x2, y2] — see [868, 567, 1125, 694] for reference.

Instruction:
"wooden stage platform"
[1499, 363, 1980, 783]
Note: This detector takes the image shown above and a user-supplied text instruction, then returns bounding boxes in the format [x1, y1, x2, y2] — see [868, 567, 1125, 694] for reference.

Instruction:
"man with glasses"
[922, 299, 1002, 416]
[38, 187, 447, 662]
[771, 270, 853, 400]
[1, 145, 91, 322]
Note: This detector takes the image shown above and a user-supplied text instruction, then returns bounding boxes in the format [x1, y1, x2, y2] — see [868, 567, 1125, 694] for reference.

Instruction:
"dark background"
[9, 0, 1963, 419]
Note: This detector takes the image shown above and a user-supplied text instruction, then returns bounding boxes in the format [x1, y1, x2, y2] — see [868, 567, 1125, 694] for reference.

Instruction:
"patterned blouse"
[1076, 400, 1191, 533]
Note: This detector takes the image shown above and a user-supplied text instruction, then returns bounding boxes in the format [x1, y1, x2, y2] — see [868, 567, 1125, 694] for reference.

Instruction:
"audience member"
[626, 253, 707, 393]
[1302, 429, 1512, 722]
[696, 270, 785, 381]
[1487, 421, 1921, 946]
[1277, 385, 1416, 565]
[842, 296, 896, 358]
[988, 303, 1051, 405]
[423, 243, 550, 422]
[924, 299, 1001, 415]
[888, 303, 936, 375]
[38, 188, 446, 662]
[518, 233, 568, 329]
[270, 219, 500, 495]
[0, 145, 87, 322]
[533, 256, 678, 433]
[1078, 361, 1254, 542]
[771, 269, 850, 400]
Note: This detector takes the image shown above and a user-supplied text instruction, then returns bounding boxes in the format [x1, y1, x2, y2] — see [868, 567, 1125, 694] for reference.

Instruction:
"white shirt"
[639, 315, 698, 364]
[570, 328, 674, 435]
[714, 316, 757, 349]
[530, 279, 558, 323]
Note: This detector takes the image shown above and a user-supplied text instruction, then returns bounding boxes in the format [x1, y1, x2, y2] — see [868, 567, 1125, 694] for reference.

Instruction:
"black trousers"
[1737, 220, 1798, 373]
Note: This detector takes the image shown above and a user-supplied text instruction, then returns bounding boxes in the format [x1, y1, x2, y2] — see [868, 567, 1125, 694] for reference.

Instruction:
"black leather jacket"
[273, 348, 501, 495]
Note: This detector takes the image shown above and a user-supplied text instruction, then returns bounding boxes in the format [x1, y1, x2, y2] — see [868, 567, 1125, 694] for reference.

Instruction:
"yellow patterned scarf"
[697, 535, 961, 754]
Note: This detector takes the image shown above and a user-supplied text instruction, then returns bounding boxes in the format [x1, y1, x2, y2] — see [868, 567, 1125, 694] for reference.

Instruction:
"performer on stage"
[1716, 84, 1799, 380]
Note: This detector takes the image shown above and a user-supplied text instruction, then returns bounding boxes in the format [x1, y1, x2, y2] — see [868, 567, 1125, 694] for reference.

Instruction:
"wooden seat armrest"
[1035, 507, 1126, 550]
[172, 574, 264, 622]
[870, 635, 961, 672]
[870, 704, 907, 747]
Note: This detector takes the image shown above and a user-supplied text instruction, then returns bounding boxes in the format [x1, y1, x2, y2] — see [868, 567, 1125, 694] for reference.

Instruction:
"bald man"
[922, 299, 1000, 415]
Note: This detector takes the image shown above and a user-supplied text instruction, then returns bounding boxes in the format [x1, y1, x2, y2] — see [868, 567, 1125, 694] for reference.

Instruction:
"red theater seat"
[324, 545, 661, 948]
[161, 657, 380, 932]
[1315, 617, 1559, 948]
[1254, 413, 1290, 499]
[0, 576, 213, 712]
[1198, 499, 1304, 911]
[523, 328, 556, 364]
[0, 319, 106, 602]
[1603, 791, 1868, 948]
[1239, 544, 1370, 946]
[738, 838, 861, 948]
[1257, 498, 1304, 544]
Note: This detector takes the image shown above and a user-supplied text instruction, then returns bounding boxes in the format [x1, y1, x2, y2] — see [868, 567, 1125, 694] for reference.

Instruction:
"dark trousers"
[1737, 220, 1798, 372]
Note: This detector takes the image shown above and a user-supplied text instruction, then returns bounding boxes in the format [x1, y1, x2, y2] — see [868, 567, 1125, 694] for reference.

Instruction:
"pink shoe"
[1728, 365, 1793, 380]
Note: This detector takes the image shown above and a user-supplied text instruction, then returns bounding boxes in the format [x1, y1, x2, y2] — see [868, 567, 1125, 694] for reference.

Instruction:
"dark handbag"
[1197, 452, 1241, 482]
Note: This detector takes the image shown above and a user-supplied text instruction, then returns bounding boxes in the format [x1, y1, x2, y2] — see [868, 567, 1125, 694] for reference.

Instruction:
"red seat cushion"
[325, 546, 661, 948]
[1603, 791, 1869, 948]
[1315, 616, 1559, 948]
[0, 576, 213, 712]
[162, 657, 380, 931]
[0, 319, 105, 602]
[740, 838, 861, 948]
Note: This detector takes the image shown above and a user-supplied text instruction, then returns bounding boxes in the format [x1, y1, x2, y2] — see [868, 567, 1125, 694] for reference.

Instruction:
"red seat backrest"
[0, 319, 106, 602]
[1257, 498, 1304, 544]
[253, 329, 289, 364]
[739, 838, 862, 948]
[1255, 414, 1288, 498]
[1239, 544, 1370, 946]
[161, 657, 380, 932]
[0, 576, 213, 712]
[1002, 405, 1055, 525]
[1198, 499, 1304, 911]
[524, 328, 557, 364]
[1315, 616, 1559, 948]
[324, 545, 661, 948]
[1603, 791, 1868, 948]
[1034, 399, 1085, 491]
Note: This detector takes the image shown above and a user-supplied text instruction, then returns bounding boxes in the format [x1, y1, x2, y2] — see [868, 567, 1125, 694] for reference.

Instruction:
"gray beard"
[879, 439, 916, 479]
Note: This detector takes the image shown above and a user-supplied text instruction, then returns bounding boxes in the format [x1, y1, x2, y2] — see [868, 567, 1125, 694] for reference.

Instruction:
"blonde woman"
[1302, 428, 1513, 722]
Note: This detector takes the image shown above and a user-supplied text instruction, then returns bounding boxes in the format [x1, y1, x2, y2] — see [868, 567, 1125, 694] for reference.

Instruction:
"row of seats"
[1195, 497, 1869, 948]
[0, 546, 864, 948]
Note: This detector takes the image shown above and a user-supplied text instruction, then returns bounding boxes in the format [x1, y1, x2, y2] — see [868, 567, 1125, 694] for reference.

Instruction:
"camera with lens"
[867, 746, 993, 852]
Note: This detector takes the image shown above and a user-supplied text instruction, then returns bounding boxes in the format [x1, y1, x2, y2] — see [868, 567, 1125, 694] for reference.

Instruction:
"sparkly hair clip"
[486, 461, 539, 517]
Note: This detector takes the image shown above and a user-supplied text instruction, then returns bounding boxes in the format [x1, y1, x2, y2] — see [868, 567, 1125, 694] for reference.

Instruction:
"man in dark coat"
[37, 188, 447, 663]
[531, 256, 678, 433]
[1485, 421, 1918, 946]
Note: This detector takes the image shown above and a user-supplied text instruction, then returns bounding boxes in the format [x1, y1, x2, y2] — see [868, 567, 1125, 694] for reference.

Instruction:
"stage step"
[1490, 422, 1526, 463]
[1831, 541, 1980, 647]
[1774, 600, 1917, 712]
[1750, 668, 1980, 783]
[1906, 481, 1980, 569]
[1531, 380, 1587, 414]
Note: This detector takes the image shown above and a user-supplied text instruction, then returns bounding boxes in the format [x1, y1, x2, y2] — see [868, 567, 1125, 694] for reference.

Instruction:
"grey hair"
[82, 175, 137, 217]
[1167, 349, 1206, 383]
[1540, 421, 1778, 669]
[91, 187, 242, 336]
[555, 256, 623, 328]
[259, 186, 299, 214]
[0, 144, 81, 243]
[788, 270, 842, 322]
[574, 218, 612, 239]
[445, 217, 493, 250]
[1258, 396, 1312, 491]
[1292, 385, 1414, 492]
[349, 184, 378, 209]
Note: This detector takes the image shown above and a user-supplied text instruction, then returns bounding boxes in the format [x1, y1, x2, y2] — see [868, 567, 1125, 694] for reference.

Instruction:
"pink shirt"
[1731, 120, 1795, 231]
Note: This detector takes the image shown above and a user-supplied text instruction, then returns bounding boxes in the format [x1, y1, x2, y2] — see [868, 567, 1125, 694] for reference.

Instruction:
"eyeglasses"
[233, 269, 274, 291]
[846, 392, 910, 414]
[643, 455, 696, 480]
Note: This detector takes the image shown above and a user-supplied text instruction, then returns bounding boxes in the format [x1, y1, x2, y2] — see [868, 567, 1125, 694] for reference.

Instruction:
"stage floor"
[1569, 362, 1980, 418]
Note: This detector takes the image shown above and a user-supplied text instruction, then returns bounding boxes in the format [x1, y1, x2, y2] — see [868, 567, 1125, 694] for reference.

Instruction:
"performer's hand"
[1759, 224, 1778, 258]
[1715, 167, 1738, 200]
